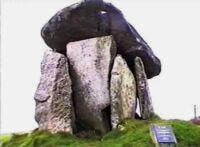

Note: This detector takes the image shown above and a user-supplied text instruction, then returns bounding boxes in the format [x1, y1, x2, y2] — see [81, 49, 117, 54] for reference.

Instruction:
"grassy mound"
[1, 119, 200, 147]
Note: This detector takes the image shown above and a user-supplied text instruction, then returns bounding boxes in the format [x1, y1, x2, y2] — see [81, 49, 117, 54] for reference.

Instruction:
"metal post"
[194, 105, 197, 119]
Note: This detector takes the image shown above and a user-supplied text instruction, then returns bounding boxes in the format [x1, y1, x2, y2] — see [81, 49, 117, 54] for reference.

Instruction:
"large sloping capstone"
[110, 55, 137, 129]
[135, 57, 154, 119]
[34, 50, 74, 134]
[41, 1, 161, 79]
[67, 36, 116, 134]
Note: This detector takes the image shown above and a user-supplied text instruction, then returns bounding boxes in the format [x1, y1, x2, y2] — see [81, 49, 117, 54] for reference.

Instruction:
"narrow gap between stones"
[102, 105, 112, 131]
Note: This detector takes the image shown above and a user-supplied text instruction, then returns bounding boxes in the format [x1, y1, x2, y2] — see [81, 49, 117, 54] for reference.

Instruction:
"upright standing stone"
[135, 57, 154, 119]
[110, 55, 137, 129]
[67, 36, 116, 134]
[34, 50, 74, 134]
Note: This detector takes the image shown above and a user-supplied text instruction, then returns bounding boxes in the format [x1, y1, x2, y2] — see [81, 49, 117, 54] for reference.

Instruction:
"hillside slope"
[1, 119, 200, 147]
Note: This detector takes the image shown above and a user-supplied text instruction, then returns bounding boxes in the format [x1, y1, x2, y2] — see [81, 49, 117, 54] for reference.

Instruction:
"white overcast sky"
[1, 0, 200, 134]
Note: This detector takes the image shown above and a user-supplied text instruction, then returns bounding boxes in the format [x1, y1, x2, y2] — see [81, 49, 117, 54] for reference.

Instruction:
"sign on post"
[150, 124, 177, 147]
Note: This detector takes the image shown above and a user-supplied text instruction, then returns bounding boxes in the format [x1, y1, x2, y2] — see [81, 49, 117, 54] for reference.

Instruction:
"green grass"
[1, 119, 200, 147]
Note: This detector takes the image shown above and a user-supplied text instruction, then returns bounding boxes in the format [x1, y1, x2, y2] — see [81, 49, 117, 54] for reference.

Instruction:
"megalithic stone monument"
[35, 0, 162, 135]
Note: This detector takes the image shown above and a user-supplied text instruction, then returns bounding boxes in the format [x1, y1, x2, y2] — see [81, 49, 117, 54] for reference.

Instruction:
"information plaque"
[150, 124, 177, 147]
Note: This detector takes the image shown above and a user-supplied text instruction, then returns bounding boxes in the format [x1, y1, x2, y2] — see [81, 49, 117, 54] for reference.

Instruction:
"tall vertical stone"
[34, 50, 74, 134]
[110, 55, 137, 129]
[135, 57, 154, 119]
[66, 36, 116, 134]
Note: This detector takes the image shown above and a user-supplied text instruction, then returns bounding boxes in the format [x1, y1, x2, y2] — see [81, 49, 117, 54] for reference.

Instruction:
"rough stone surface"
[135, 57, 154, 119]
[110, 55, 137, 129]
[34, 50, 74, 134]
[41, 1, 161, 79]
[66, 36, 116, 134]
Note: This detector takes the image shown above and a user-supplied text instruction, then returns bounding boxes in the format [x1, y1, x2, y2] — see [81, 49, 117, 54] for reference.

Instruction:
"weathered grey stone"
[34, 50, 74, 134]
[66, 36, 116, 134]
[135, 57, 154, 119]
[110, 55, 136, 129]
[41, 1, 161, 79]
